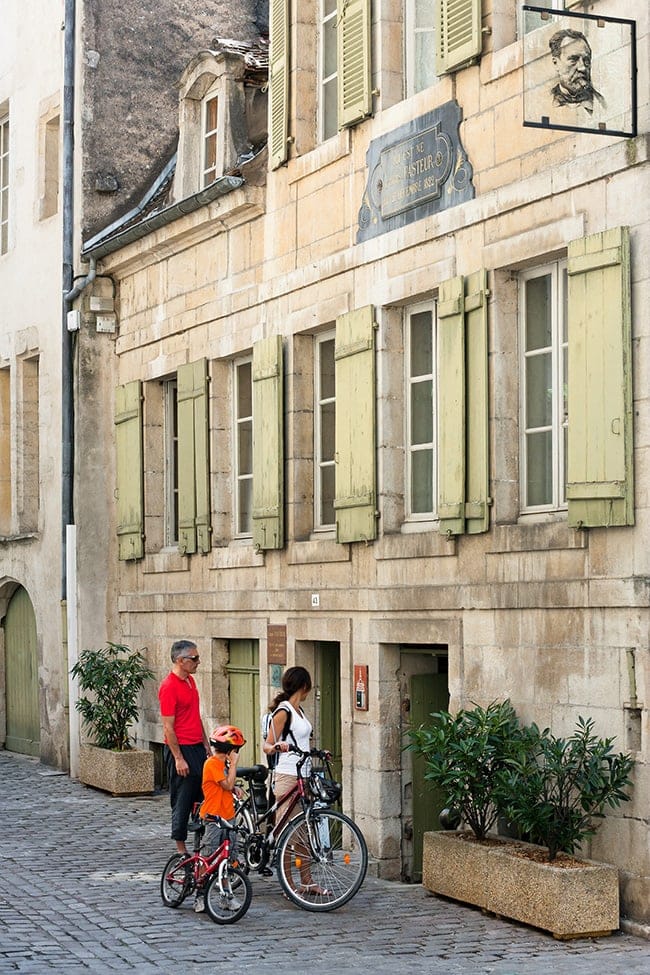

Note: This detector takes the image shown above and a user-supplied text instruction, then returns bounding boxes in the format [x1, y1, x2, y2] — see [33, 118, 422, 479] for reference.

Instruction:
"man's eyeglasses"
[182, 655, 200, 662]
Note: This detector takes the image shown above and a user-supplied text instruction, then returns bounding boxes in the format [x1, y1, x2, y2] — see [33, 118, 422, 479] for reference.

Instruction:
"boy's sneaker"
[194, 893, 205, 913]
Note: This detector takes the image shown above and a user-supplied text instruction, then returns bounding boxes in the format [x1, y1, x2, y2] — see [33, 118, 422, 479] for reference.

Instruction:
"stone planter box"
[422, 831, 619, 939]
[79, 743, 155, 796]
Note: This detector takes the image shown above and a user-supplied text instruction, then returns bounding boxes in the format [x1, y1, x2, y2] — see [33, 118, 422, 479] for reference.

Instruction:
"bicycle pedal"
[260, 867, 273, 877]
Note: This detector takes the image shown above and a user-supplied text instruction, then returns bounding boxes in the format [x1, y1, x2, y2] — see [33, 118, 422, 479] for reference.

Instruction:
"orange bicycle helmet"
[209, 725, 246, 750]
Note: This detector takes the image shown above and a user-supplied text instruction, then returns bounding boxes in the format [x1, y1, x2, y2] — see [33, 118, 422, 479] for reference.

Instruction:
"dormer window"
[202, 92, 220, 186]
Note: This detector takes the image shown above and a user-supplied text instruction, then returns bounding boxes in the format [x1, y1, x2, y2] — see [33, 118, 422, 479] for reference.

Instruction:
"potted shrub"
[71, 642, 155, 796]
[409, 702, 635, 939]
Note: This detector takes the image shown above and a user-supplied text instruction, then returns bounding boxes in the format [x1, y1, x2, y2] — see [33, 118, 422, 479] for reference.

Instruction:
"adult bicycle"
[160, 807, 252, 923]
[234, 747, 368, 912]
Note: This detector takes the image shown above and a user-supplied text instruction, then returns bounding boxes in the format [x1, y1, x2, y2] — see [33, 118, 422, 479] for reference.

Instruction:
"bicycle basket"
[309, 769, 341, 804]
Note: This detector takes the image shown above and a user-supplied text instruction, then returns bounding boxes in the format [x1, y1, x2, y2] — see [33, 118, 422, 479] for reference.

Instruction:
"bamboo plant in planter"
[71, 642, 155, 796]
[408, 702, 635, 939]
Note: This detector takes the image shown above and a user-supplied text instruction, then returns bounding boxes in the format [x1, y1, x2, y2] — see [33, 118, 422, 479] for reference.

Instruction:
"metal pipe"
[62, 0, 76, 601]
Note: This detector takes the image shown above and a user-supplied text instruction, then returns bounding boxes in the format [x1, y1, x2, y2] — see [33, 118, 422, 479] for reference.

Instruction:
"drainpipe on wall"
[62, 0, 79, 777]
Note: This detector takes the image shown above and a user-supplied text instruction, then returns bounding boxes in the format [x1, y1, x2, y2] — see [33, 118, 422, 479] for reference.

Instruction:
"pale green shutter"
[337, 0, 372, 129]
[334, 306, 377, 543]
[437, 277, 466, 535]
[464, 269, 489, 533]
[115, 380, 144, 560]
[436, 0, 482, 75]
[269, 0, 290, 169]
[177, 362, 197, 555]
[177, 359, 212, 555]
[566, 226, 633, 527]
[252, 335, 284, 550]
[193, 360, 212, 553]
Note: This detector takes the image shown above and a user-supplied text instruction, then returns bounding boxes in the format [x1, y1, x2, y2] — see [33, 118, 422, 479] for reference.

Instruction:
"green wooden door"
[226, 640, 260, 766]
[315, 643, 341, 790]
[4, 587, 40, 756]
[410, 672, 448, 881]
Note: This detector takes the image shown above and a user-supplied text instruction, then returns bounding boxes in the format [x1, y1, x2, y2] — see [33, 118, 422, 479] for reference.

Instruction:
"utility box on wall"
[354, 664, 368, 711]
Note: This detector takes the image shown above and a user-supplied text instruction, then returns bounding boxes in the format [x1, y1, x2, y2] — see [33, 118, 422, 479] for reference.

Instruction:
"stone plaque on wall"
[356, 101, 474, 243]
[267, 624, 287, 665]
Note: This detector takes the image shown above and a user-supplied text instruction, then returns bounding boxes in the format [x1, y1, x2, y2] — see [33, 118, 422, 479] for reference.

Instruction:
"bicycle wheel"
[160, 853, 193, 907]
[276, 809, 368, 911]
[204, 864, 252, 924]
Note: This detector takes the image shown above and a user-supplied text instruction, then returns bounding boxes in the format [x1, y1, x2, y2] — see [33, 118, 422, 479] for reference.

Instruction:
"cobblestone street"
[1, 751, 649, 974]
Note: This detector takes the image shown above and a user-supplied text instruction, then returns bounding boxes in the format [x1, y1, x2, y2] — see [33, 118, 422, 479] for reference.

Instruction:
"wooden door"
[5, 587, 40, 755]
[226, 639, 259, 766]
[409, 671, 449, 880]
[315, 642, 341, 789]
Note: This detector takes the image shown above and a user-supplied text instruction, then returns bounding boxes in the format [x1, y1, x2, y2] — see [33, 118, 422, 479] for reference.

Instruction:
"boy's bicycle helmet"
[209, 725, 246, 750]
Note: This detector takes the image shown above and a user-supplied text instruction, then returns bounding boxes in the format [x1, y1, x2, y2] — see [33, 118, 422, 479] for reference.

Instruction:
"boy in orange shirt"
[195, 725, 245, 911]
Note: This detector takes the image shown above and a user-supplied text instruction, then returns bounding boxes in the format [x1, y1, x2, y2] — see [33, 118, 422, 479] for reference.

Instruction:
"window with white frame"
[406, 0, 438, 96]
[202, 91, 219, 186]
[520, 0, 565, 36]
[235, 358, 253, 535]
[320, 0, 338, 141]
[164, 378, 179, 545]
[406, 302, 437, 518]
[520, 261, 568, 511]
[315, 332, 336, 528]
[1, 112, 9, 255]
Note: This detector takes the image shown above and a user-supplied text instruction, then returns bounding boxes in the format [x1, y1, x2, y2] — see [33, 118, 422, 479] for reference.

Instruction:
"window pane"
[239, 419, 252, 475]
[525, 353, 552, 428]
[414, 33, 438, 92]
[525, 275, 552, 350]
[205, 134, 217, 171]
[415, 0, 436, 29]
[321, 401, 335, 461]
[238, 479, 252, 534]
[323, 77, 338, 140]
[319, 338, 335, 399]
[206, 96, 218, 132]
[237, 362, 252, 416]
[410, 310, 433, 376]
[411, 449, 433, 513]
[526, 430, 553, 506]
[323, 17, 337, 78]
[411, 380, 433, 444]
[320, 465, 335, 525]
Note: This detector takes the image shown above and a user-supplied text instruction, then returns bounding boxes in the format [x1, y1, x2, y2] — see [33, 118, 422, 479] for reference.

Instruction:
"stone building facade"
[76, 0, 650, 922]
[0, 2, 268, 769]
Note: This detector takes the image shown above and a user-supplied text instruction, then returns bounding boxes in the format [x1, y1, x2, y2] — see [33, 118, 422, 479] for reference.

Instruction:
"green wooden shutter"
[115, 380, 144, 560]
[436, 0, 482, 75]
[566, 226, 633, 527]
[334, 306, 377, 543]
[337, 0, 372, 129]
[193, 360, 212, 553]
[252, 335, 284, 550]
[464, 269, 489, 533]
[437, 276, 466, 535]
[177, 363, 197, 555]
[269, 0, 290, 169]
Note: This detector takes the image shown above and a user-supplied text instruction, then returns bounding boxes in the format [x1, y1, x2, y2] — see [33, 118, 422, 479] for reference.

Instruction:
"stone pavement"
[1, 750, 649, 975]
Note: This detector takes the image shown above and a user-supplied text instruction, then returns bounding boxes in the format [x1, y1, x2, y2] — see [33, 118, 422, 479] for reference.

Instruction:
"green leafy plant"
[500, 716, 635, 861]
[407, 700, 527, 840]
[70, 642, 154, 751]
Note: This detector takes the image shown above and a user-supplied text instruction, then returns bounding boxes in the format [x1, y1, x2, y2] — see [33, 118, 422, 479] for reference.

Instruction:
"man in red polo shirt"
[159, 640, 211, 854]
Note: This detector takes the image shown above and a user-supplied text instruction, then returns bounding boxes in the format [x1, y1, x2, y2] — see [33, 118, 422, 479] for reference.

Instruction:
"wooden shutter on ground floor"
[437, 276, 466, 535]
[566, 226, 633, 527]
[252, 335, 284, 550]
[337, 0, 372, 129]
[115, 380, 144, 560]
[269, 0, 290, 168]
[464, 269, 490, 533]
[436, 0, 483, 74]
[334, 306, 377, 543]
[177, 359, 211, 555]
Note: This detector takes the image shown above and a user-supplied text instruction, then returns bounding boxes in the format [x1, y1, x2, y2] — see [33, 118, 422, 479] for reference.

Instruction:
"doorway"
[4, 586, 40, 756]
[226, 639, 260, 767]
[313, 642, 341, 787]
[399, 647, 449, 882]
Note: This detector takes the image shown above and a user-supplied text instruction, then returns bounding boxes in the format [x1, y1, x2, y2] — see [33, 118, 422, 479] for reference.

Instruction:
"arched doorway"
[4, 586, 40, 755]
